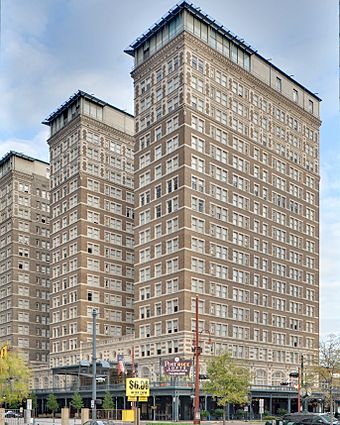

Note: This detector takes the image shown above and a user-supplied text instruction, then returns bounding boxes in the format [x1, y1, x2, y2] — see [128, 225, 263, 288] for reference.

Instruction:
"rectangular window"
[293, 89, 298, 103]
[308, 100, 314, 114]
[276, 77, 282, 92]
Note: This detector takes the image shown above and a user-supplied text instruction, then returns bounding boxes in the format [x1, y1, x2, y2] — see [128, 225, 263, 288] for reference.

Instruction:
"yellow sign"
[126, 378, 150, 397]
[138, 396, 148, 402]
[0, 344, 8, 359]
[128, 396, 137, 402]
[122, 410, 134, 422]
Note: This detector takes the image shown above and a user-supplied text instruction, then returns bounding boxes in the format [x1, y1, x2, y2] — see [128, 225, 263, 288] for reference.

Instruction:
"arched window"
[44, 376, 49, 388]
[141, 366, 151, 378]
[272, 371, 285, 386]
[255, 369, 267, 385]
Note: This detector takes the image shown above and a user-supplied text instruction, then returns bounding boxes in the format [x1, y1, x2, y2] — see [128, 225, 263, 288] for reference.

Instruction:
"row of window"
[138, 232, 315, 263]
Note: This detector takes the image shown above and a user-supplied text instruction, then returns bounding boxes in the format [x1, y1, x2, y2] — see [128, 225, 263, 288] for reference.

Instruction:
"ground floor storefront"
[34, 383, 334, 421]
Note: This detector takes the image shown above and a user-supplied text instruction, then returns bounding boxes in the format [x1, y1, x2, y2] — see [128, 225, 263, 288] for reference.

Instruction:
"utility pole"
[92, 309, 97, 420]
[194, 295, 200, 425]
[297, 366, 301, 414]
[301, 355, 307, 412]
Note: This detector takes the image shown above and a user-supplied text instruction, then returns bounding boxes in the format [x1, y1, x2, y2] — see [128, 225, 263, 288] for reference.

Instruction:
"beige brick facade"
[44, 91, 135, 369]
[126, 2, 321, 385]
[0, 152, 50, 365]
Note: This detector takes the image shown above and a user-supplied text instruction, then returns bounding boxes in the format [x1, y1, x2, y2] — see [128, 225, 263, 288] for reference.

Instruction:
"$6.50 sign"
[126, 378, 150, 397]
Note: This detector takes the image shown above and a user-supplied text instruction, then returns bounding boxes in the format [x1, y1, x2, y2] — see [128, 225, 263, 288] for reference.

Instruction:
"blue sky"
[0, 0, 339, 336]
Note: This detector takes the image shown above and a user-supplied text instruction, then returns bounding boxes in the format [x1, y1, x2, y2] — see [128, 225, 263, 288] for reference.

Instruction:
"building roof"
[125, 0, 255, 56]
[125, 0, 321, 102]
[0, 151, 49, 168]
[42, 90, 134, 126]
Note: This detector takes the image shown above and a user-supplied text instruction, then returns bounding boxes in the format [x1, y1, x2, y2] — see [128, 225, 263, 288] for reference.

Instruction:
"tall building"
[43, 91, 135, 368]
[125, 1, 321, 384]
[0, 151, 50, 365]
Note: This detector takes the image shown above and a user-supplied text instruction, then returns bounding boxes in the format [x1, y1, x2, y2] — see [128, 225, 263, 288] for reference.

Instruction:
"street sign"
[126, 378, 150, 397]
[91, 400, 95, 408]
[122, 410, 135, 422]
[138, 396, 148, 402]
[26, 399, 32, 411]
[259, 399, 264, 407]
[163, 358, 192, 376]
[259, 407, 264, 414]
[127, 396, 137, 402]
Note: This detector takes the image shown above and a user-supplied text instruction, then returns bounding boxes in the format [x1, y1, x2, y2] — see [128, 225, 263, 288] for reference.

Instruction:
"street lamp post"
[92, 309, 97, 420]
[193, 296, 214, 425]
[289, 370, 301, 414]
[194, 295, 200, 425]
[298, 366, 301, 414]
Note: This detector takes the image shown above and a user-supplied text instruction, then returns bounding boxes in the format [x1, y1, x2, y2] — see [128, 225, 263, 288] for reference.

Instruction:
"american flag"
[117, 354, 125, 375]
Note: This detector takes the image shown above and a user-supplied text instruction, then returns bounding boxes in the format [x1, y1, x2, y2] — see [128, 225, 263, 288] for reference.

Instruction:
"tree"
[203, 352, 251, 425]
[46, 393, 59, 421]
[102, 391, 115, 418]
[0, 347, 31, 405]
[317, 335, 340, 425]
[71, 392, 84, 418]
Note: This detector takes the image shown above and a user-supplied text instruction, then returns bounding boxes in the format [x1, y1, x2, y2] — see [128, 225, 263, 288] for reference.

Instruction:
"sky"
[0, 0, 339, 337]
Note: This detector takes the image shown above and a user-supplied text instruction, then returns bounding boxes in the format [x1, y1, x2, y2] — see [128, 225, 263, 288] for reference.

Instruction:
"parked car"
[5, 411, 21, 418]
[284, 413, 339, 425]
[83, 421, 107, 425]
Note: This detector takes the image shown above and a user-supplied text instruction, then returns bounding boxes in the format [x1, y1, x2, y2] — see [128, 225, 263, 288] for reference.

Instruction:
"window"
[192, 176, 204, 192]
[166, 319, 178, 334]
[192, 135, 205, 152]
[166, 116, 179, 133]
[192, 278, 204, 293]
[192, 156, 205, 173]
[191, 55, 204, 73]
[192, 217, 204, 233]
[167, 176, 178, 193]
[276, 77, 282, 92]
[211, 244, 227, 260]
[166, 135, 179, 153]
[192, 115, 204, 132]
[192, 257, 205, 273]
[166, 299, 179, 314]
[308, 100, 314, 114]
[191, 196, 205, 213]
[167, 197, 179, 213]
[166, 156, 179, 173]
[293, 89, 298, 103]
[167, 278, 179, 293]
[167, 238, 179, 253]
[191, 75, 204, 93]
[155, 204, 162, 218]
[167, 217, 178, 234]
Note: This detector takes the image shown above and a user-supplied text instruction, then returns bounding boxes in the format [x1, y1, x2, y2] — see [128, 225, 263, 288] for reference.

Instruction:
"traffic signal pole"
[194, 295, 200, 425]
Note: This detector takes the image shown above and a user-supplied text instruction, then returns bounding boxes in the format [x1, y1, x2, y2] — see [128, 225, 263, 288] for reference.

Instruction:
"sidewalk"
[29, 420, 264, 425]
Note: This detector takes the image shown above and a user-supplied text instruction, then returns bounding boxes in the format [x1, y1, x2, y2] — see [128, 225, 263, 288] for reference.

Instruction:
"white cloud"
[0, 128, 49, 163]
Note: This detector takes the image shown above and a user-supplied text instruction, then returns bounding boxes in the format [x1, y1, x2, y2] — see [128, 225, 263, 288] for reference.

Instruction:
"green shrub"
[214, 408, 224, 419]
[235, 409, 246, 419]
[200, 410, 209, 418]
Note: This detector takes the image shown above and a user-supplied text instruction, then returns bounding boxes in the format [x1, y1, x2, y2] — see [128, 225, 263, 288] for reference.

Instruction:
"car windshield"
[321, 415, 337, 424]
